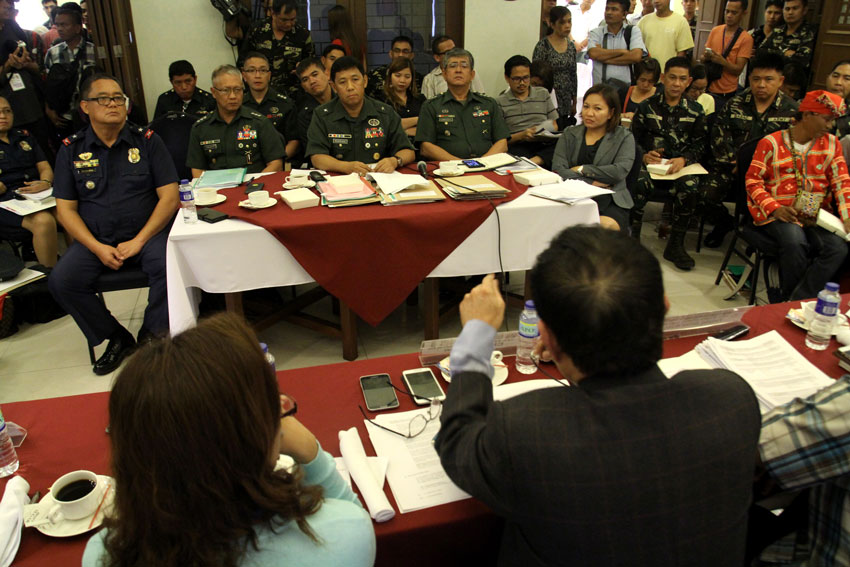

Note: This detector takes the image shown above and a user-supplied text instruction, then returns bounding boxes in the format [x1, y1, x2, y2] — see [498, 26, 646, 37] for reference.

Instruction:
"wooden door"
[87, 0, 147, 121]
[810, 0, 850, 90]
[694, 0, 725, 60]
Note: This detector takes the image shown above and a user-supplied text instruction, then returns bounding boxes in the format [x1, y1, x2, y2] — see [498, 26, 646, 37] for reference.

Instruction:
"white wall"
[464, 0, 540, 97]
[130, 0, 239, 116]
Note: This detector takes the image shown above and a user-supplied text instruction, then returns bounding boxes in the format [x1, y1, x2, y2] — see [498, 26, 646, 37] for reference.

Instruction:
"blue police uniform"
[0, 128, 47, 229]
[48, 123, 178, 345]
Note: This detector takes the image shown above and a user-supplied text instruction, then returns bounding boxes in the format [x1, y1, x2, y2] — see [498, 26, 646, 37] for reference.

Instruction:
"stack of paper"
[529, 179, 613, 204]
[316, 173, 380, 207]
[692, 330, 835, 413]
[197, 167, 247, 188]
[434, 175, 510, 200]
[816, 209, 850, 241]
[494, 156, 539, 175]
[648, 162, 708, 181]
[15, 188, 52, 202]
[0, 197, 55, 216]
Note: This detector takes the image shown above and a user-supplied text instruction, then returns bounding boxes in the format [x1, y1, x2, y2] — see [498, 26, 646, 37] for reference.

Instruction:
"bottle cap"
[524, 300, 535, 309]
[259, 342, 269, 353]
[827, 282, 840, 292]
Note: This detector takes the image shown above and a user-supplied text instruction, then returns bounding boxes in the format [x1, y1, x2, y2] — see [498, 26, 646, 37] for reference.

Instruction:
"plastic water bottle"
[260, 342, 276, 374]
[179, 179, 197, 224]
[0, 407, 20, 478]
[516, 300, 539, 374]
[806, 282, 841, 350]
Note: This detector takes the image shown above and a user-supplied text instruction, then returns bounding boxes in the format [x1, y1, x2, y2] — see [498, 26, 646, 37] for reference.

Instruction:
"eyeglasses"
[212, 86, 244, 96]
[359, 400, 442, 439]
[510, 75, 531, 83]
[243, 67, 270, 74]
[391, 47, 413, 55]
[446, 61, 470, 70]
[83, 95, 127, 106]
[686, 84, 707, 95]
[280, 394, 297, 419]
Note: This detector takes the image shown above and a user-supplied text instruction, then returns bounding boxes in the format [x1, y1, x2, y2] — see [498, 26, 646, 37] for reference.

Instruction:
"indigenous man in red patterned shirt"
[745, 90, 850, 301]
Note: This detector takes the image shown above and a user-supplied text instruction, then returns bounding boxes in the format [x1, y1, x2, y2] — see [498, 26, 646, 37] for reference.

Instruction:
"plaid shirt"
[759, 375, 850, 566]
[745, 129, 850, 226]
[43, 40, 96, 72]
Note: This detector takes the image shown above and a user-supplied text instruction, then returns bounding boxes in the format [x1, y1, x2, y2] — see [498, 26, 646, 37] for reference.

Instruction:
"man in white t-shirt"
[422, 35, 485, 99]
[638, 0, 694, 69]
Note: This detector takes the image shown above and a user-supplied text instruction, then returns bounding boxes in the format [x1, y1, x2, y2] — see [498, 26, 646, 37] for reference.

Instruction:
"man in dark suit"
[435, 226, 761, 567]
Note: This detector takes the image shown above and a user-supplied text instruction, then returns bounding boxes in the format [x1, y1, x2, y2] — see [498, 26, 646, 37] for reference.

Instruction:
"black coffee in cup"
[55, 479, 96, 502]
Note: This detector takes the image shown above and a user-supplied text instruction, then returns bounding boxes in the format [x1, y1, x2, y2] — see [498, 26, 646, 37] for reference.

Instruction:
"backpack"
[44, 42, 86, 115]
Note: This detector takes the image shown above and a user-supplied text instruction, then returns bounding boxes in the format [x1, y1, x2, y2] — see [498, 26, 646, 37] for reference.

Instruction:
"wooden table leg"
[224, 292, 244, 315]
[423, 278, 439, 340]
[339, 300, 359, 361]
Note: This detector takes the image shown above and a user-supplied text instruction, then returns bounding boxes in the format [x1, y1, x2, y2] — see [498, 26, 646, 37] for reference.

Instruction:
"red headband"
[798, 90, 847, 119]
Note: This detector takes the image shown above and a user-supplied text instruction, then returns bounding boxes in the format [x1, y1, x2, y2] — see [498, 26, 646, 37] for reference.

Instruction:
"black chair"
[714, 138, 779, 304]
[147, 111, 198, 181]
[0, 226, 33, 260]
[87, 268, 149, 364]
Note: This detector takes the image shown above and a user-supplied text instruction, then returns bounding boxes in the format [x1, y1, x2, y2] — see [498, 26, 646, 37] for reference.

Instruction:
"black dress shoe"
[93, 328, 136, 376]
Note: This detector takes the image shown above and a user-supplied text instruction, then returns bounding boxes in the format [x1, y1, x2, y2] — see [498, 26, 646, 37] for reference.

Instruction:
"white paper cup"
[48, 470, 103, 522]
[196, 187, 218, 201]
[248, 190, 269, 206]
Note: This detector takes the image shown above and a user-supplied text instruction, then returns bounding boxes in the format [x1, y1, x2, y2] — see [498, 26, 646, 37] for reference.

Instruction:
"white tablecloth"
[166, 193, 600, 333]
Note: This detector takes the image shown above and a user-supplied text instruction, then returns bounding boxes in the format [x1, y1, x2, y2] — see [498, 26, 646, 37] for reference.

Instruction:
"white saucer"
[433, 169, 464, 177]
[439, 356, 509, 386]
[239, 198, 277, 209]
[36, 475, 115, 538]
[787, 307, 849, 335]
[196, 194, 226, 206]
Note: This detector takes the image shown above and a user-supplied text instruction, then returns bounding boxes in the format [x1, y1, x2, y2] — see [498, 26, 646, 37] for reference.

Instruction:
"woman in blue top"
[82, 313, 375, 567]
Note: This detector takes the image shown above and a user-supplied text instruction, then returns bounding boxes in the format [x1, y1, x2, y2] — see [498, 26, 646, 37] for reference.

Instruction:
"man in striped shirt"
[497, 55, 560, 167]
[745, 90, 850, 301]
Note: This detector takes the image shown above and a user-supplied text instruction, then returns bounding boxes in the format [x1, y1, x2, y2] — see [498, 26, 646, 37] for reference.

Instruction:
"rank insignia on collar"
[19, 141, 31, 151]
[128, 148, 141, 163]
[79, 152, 92, 160]
[368, 118, 379, 126]
[270, 106, 279, 113]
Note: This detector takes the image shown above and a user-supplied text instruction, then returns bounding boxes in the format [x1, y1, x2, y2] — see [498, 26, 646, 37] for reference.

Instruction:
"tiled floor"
[0, 206, 759, 404]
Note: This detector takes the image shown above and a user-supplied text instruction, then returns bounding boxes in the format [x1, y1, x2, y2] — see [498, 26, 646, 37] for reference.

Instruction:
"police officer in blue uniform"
[49, 74, 179, 375]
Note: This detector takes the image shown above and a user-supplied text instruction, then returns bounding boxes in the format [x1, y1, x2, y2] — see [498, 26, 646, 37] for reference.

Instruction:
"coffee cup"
[248, 190, 269, 206]
[285, 175, 309, 187]
[196, 187, 218, 202]
[440, 161, 461, 175]
[48, 470, 103, 522]
[490, 350, 504, 366]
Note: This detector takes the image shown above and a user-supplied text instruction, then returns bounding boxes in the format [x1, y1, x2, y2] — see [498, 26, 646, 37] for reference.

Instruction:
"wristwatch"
[395, 155, 403, 168]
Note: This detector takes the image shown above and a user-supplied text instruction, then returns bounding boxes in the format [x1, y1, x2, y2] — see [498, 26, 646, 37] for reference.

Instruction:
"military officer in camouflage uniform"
[241, 52, 298, 162]
[239, 0, 315, 98]
[826, 59, 850, 140]
[416, 48, 510, 160]
[756, 0, 816, 69]
[187, 65, 284, 176]
[701, 52, 798, 248]
[631, 56, 708, 271]
[365, 35, 423, 100]
[152, 60, 216, 119]
[306, 57, 414, 175]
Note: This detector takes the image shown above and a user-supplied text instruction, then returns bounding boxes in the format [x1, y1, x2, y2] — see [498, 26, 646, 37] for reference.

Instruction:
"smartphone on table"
[462, 159, 484, 169]
[401, 368, 445, 405]
[360, 373, 400, 411]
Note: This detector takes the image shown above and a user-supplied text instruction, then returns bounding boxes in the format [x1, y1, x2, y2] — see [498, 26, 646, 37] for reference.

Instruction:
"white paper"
[338, 427, 395, 522]
[0, 197, 55, 216]
[334, 456, 389, 489]
[693, 330, 835, 413]
[657, 350, 713, 378]
[8, 73, 24, 92]
[0, 268, 45, 296]
[365, 409, 470, 513]
[493, 378, 569, 401]
[367, 172, 429, 194]
[649, 163, 709, 180]
[530, 179, 614, 204]
[15, 188, 52, 202]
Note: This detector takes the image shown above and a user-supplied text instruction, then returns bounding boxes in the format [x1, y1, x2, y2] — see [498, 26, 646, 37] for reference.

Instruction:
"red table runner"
[213, 167, 527, 326]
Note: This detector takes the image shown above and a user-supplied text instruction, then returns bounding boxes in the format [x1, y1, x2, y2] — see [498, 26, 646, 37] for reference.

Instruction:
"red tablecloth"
[213, 168, 527, 326]
[2, 298, 845, 567]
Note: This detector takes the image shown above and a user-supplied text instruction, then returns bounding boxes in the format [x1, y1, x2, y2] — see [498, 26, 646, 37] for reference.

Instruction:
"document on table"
[364, 408, 470, 513]
[693, 330, 835, 413]
[649, 163, 708, 180]
[367, 171, 428, 194]
[529, 179, 613, 204]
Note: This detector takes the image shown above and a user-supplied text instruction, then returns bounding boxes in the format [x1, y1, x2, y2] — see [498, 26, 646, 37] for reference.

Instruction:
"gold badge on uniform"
[19, 141, 31, 151]
[270, 107, 279, 114]
[85, 180, 95, 189]
[368, 118, 379, 127]
[79, 152, 92, 160]
[128, 148, 140, 163]
[373, 152, 380, 160]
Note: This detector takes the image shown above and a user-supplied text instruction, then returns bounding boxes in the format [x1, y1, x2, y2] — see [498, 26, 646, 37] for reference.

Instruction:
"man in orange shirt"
[702, 0, 752, 111]
[745, 90, 850, 301]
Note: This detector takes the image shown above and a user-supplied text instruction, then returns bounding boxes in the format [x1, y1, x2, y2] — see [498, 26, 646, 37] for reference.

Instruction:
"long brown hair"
[328, 5, 363, 63]
[382, 57, 418, 111]
[102, 313, 323, 567]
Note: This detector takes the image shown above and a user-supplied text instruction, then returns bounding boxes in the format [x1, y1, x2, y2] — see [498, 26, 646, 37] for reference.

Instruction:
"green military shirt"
[305, 96, 413, 163]
[711, 88, 798, 165]
[242, 86, 297, 145]
[240, 19, 315, 97]
[757, 22, 816, 68]
[416, 90, 510, 159]
[152, 87, 216, 120]
[632, 92, 708, 165]
[186, 105, 285, 173]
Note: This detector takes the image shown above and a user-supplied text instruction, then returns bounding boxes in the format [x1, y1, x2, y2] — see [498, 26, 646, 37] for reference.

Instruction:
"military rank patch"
[365, 127, 384, 139]
[472, 109, 489, 118]
[144, 129, 154, 139]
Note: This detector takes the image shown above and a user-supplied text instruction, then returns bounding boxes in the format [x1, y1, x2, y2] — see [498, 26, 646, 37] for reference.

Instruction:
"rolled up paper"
[338, 427, 395, 522]
[0, 476, 29, 567]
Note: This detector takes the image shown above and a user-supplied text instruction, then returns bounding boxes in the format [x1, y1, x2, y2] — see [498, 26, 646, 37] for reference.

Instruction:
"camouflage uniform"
[702, 88, 799, 211]
[240, 19, 315, 97]
[365, 63, 423, 100]
[835, 110, 850, 140]
[757, 22, 817, 68]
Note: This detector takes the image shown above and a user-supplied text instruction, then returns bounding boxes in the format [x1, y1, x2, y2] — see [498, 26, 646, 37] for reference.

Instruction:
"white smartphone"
[401, 368, 445, 405]
[359, 374, 399, 411]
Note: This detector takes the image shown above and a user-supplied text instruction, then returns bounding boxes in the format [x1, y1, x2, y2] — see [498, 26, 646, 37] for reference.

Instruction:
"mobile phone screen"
[462, 159, 483, 168]
[404, 370, 443, 399]
[360, 374, 399, 410]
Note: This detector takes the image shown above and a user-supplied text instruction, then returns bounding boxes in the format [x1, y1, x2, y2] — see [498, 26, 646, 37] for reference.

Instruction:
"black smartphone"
[360, 373, 400, 411]
[462, 159, 484, 168]
[245, 181, 264, 194]
[711, 324, 750, 341]
[198, 207, 229, 223]
[309, 171, 327, 183]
